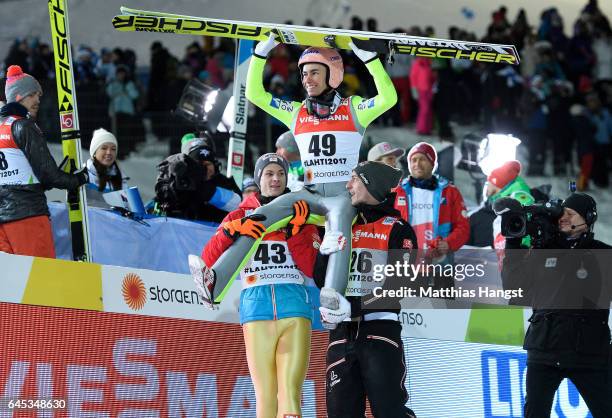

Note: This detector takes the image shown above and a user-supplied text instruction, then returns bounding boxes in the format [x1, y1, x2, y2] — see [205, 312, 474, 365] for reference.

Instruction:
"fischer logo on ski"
[49, 0, 92, 261]
[112, 8, 520, 65]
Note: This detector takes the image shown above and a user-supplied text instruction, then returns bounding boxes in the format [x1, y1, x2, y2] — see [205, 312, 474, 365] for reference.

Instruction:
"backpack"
[154, 153, 204, 217]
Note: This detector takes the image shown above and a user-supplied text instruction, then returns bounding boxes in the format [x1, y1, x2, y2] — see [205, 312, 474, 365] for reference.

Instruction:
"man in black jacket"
[154, 137, 241, 223]
[0, 65, 88, 258]
[315, 161, 418, 418]
[502, 192, 612, 417]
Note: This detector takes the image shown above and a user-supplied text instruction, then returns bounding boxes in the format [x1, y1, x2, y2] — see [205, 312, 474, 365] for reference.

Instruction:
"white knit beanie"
[89, 128, 118, 157]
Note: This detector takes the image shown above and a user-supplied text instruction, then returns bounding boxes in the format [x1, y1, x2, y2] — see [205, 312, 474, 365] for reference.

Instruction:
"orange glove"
[223, 215, 266, 240]
[287, 200, 310, 238]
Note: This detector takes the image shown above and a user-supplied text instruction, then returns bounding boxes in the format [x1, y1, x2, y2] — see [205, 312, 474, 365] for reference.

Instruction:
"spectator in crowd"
[468, 160, 534, 248]
[84, 128, 128, 207]
[585, 91, 612, 187]
[0, 65, 88, 258]
[106, 65, 140, 159]
[394, 142, 470, 258]
[153, 136, 241, 223]
[571, 101, 597, 191]
[182, 42, 207, 78]
[410, 58, 436, 135]
[511, 8, 530, 51]
[367, 141, 404, 169]
[520, 75, 549, 176]
[95, 48, 116, 83]
[520, 33, 540, 79]
[386, 28, 413, 127]
[195, 153, 320, 418]
[592, 26, 612, 85]
[241, 177, 258, 201]
[275, 130, 303, 191]
[315, 161, 418, 418]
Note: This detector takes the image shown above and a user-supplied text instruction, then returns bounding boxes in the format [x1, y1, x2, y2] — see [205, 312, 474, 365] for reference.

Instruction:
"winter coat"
[394, 175, 470, 251]
[502, 233, 611, 368]
[409, 58, 436, 92]
[0, 103, 81, 223]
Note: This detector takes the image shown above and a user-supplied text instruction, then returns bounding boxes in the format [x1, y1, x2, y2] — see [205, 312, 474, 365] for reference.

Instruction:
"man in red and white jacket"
[394, 141, 469, 257]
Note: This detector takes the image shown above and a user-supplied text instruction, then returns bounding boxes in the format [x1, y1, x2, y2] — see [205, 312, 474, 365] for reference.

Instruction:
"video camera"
[493, 197, 564, 247]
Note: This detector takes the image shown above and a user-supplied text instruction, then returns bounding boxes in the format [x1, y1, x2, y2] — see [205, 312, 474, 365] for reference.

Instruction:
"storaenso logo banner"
[112, 15, 263, 37]
[149, 285, 203, 305]
[49, 1, 72, 101]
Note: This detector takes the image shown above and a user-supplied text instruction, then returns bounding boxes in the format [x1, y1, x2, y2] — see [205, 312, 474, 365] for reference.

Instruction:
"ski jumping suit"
[207, 50, 397, 305]
[314, 197, 418, 417]
[202, 192, 320, 418]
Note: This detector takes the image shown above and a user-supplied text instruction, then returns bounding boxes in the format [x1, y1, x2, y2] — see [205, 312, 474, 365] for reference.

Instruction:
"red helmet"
[298, 47, 344, 90]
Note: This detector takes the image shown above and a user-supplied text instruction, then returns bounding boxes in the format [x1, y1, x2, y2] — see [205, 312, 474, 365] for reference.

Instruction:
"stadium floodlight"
[218, 95, 235, 133]
[477, 133, 521, 176]
[175, 79, 231, 133]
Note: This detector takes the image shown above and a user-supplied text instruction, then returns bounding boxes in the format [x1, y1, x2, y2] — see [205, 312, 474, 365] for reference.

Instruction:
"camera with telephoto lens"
[493, 197, 564, 247]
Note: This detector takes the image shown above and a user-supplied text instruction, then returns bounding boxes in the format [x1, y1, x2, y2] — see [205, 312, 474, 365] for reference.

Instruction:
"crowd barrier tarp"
[49, 202, 217, 274]
[0, 301, 593, 418]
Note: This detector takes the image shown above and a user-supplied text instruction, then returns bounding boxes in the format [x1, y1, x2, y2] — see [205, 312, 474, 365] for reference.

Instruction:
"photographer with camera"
[499, 192, 612, 417]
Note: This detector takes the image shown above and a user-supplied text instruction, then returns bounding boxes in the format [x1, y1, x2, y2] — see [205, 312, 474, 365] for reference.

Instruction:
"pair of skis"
[113, 7, 520, 65]
[49, 0, 91, 261]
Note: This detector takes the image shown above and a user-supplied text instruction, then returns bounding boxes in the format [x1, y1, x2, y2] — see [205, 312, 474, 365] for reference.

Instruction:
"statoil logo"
[122, 273, 146, 310]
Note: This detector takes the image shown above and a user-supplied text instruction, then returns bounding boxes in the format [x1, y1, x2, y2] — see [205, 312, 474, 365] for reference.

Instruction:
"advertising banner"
[0, 302, 328, 418]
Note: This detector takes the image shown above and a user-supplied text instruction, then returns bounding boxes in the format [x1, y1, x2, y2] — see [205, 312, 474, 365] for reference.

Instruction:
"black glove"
[197, 179, 216, 203]
[74, 166, 89, 186]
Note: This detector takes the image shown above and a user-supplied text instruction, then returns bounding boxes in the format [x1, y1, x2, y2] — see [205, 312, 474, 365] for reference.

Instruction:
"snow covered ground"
[45, 119, 612, 245]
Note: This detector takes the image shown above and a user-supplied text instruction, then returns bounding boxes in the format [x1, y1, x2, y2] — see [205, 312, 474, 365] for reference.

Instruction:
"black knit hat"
[353, 161, 402, 202]
[562, 192, 597, 225]
[254, 153, 289, 188]
[187, 139, 216, 163]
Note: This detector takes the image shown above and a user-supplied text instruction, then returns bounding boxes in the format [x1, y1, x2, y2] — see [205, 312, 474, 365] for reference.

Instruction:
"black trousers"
[525, 362, 612, 418]
[325, 319, 416, 418]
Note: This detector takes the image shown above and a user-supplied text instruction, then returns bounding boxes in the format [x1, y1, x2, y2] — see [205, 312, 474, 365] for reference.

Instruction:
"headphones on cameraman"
[584, 196, 598, 225]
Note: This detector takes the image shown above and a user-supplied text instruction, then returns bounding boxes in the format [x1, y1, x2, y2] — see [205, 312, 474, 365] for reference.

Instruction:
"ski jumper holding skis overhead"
[195, 33, 397, 319]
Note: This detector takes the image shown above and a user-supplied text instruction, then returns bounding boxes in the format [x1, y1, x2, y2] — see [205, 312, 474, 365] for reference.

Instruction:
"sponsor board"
[0, 302, 323, 417]
[407, 339, 594, 418]
[1, 301, 594, 417]
[101, 265, 242, 322]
